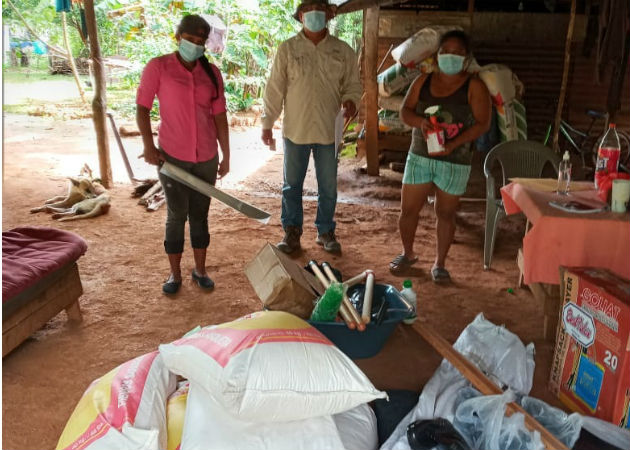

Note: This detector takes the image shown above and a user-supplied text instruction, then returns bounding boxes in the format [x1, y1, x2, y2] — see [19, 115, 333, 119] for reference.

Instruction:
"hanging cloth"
[55, 0, 71, 13]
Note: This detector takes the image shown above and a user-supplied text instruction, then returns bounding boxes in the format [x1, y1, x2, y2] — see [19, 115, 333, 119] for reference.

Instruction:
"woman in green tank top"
[389, 30, 491, 282]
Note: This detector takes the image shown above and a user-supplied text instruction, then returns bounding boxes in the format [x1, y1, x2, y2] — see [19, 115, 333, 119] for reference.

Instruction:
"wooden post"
[552, 0, 576, 153]
[364, 6, 380, 176]
[84, 0, 113, 188]
[61, 12, 87, 104]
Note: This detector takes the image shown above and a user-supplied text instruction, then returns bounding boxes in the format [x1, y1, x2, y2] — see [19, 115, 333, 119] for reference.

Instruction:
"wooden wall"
[358, 10, 630, 161]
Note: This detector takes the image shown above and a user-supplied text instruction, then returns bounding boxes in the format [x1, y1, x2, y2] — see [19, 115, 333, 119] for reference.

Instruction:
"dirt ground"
[2, 113, 565, 449]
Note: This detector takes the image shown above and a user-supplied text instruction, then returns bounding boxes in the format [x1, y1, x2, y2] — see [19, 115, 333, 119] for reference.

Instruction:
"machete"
[159, 161, 271, 224]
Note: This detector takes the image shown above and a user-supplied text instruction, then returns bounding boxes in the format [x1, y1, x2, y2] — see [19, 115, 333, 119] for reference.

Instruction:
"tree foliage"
[4, 0, 363, 112]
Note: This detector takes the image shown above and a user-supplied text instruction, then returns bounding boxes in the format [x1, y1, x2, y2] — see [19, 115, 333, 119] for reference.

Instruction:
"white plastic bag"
[180, 383, 346, 450]
[380, 313, 535, 450]
[453, 390, 544, 450]
[520, 397, 582, 449]
[582, 416, 630, 450]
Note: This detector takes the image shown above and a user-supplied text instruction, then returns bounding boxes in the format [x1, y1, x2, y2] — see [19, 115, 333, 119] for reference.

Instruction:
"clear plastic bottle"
[595, 124, 621, 189]
[557, 150, 571, 195]
[400, 279, 417, 325]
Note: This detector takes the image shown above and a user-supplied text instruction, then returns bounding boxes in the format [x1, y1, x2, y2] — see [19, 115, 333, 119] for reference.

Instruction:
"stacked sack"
[57, 311, 384, 450]
[478, 64, 527, 142]
[377, 26, 471, 135]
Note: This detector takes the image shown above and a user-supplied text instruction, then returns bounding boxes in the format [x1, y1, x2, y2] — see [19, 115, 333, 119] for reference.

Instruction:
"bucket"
[309, 283, 412, 359]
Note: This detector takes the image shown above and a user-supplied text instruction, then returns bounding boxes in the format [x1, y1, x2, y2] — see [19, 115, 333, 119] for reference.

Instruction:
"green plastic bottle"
[310, 282, 344, 322]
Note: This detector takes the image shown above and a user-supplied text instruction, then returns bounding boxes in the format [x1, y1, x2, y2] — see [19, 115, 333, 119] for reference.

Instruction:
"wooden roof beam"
[337, 0, 411, 14]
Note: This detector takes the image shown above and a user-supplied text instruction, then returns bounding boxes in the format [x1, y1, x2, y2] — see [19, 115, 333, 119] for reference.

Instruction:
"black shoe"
[277, 226, 302, 254]
[192, 270, 215, 290]
[162, 279, 182, 295]
[316, 231, 341, 253]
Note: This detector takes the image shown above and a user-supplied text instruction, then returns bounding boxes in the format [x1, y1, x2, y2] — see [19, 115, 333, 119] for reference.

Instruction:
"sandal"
[431, 266, 451, 284]
[162, 277, 182, 295]
[192, 270, 215, 290]
[389, 254, 418, 274]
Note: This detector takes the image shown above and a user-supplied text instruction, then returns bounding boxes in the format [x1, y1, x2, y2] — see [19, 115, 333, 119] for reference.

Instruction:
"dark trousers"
[158, 152, 219, 254]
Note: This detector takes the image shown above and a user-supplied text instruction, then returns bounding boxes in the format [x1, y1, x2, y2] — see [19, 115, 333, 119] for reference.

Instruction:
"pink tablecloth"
[501, 182, 630, 285]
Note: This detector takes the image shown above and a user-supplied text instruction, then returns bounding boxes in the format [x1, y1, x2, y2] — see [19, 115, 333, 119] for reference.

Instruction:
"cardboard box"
[244, 243, 324, 319]
[549, 267, 630, 428]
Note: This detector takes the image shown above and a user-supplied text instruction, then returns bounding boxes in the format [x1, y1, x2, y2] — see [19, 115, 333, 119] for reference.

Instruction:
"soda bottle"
[400, 280, 417, 325]
[595, 124, 621, 189]
[556, 150, 571, 195]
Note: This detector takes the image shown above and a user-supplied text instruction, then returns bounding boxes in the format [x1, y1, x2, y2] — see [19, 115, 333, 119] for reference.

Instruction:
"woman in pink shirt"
[136, 15, 230, 295]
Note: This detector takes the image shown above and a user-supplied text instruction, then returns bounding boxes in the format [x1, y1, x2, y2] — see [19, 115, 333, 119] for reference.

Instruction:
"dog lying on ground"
[31, 175, 110, 221]
[50, 193, 111, 221]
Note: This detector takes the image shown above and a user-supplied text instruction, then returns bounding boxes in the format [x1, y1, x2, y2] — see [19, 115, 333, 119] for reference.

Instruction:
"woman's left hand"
[218, 159, 230, 179]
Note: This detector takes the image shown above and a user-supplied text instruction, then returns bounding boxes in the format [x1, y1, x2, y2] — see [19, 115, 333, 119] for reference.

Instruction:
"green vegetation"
[3, 0, 363, 118]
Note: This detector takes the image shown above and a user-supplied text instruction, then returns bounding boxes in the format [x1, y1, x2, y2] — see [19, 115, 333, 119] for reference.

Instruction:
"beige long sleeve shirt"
[262, 31, 362, 145]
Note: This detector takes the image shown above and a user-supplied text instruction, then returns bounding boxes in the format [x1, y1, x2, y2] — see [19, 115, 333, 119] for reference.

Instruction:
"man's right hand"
[261, 129, 273, 147]
[144, 144, 164, 166]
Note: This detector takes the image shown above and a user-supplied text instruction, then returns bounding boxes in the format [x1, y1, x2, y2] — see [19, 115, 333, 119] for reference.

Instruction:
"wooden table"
[500, 181, 630, 339]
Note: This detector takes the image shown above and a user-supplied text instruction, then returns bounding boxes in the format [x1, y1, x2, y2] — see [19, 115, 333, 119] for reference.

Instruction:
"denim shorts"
[402, 152, 471, 196]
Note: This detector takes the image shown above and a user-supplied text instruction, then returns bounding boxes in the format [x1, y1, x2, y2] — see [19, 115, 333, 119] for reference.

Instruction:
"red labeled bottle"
[595, 123, 621, 188]
[426, 116, 447, 156]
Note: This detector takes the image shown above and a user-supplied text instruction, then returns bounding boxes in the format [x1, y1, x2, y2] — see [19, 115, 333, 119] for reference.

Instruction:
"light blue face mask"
[303, 10, 326, 33]
[437, 53, 465, 75]
[179, 38, 205, 62]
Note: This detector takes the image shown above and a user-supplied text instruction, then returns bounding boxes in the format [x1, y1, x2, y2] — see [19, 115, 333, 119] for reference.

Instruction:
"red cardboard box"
[549, 267, 630, 428]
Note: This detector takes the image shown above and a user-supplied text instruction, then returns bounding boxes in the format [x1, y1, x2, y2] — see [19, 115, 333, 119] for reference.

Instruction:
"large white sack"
[180, 383, 345, 450]
[379, 95, 406, 111]
[381, 313, 535, 450]
[159, 311, 386, 422]
[377, 63, 420, 97]
[56, 351, 176, 450]
[334, 404, 379, 450]
[478, 64, 522, 105]
[392, 26, 462, 67]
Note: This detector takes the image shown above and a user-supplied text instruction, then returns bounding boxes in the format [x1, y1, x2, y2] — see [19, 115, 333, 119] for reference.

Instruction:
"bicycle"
[542, 109, 630, 175]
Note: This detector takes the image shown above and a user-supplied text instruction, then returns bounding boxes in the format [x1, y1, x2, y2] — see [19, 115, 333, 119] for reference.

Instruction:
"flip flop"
[431, 266, 451, 284]
[389, 254, 418, 274]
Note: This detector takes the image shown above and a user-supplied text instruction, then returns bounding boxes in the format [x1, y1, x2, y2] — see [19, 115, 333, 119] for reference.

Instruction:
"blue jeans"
[282, 138, 338, 234]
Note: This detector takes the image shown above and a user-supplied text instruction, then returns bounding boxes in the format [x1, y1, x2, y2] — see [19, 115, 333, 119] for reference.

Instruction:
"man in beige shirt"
[261, 0, 362, 254]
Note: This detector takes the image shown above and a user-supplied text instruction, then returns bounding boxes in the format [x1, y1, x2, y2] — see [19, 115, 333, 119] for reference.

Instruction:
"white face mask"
[302, 10, 326, 33]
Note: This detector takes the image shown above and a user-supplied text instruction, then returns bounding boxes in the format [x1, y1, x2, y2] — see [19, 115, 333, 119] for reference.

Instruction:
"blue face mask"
[303, 10, 326, 33]
[437, 53, 465, 75]
[179, 38, 205, 62]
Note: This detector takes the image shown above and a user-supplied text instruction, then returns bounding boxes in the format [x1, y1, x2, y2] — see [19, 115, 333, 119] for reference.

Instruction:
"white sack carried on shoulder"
[159, 311, 386, 422]
[392, 26, 463, 67]
[180, 384, 345, 450]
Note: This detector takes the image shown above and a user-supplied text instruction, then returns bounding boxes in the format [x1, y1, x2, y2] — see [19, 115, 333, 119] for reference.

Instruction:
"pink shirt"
[136, 53, 226, 163]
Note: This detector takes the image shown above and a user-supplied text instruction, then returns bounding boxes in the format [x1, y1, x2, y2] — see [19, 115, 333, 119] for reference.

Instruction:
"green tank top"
[410, 74, 475, 166]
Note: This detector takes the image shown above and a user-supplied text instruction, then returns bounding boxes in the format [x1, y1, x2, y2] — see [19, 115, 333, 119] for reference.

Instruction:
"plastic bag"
[453, 314, 535, 395]
[380, 314, 535, 450]
[520, 397, 582, 449]
[453, 390, 543, 450]
[581, 416, 630, 450]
